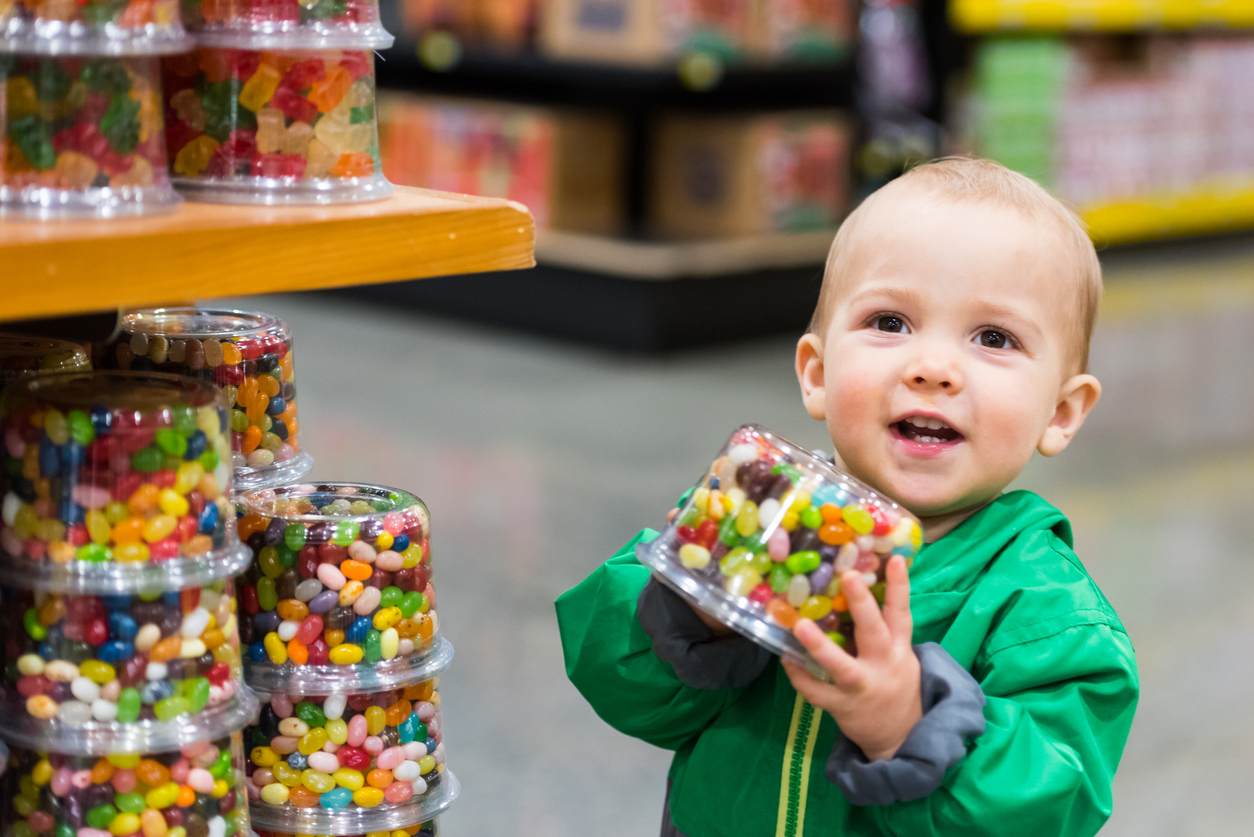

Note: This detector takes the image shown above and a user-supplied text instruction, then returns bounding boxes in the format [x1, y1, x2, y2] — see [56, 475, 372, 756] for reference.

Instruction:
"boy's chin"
[880, 474, 992, 519]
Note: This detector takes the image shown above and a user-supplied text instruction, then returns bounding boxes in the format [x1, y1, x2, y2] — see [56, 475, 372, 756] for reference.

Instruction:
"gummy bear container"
[243, 668, 458, 831]
[0, 576, 259, 753]
[182, 0, 394, 50]
[0, 0, 190, 55]
[0, 733, 251, 837]
[0, 56, 183, 218]
[0, 334, 91, 387]
[103, 308, 313, 491]
[635, 425, 922, 679]
[235, 483, 447, 694]
[161, 48, 392, 205]
[0, 371, 249, 595]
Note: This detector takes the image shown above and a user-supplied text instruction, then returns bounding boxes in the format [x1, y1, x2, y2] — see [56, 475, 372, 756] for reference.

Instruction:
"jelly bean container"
[0, 576, 259, 752]
[182, 0, 393, 50]
[0, 0, 189, 55]
[0, 733, 251, 837]
[0, 56, 183, 219]
[244, 671, 457, 831]
[0, 335, 91, 388]
[635, 425, 922, 678]
[236, 483, 447, 693]
[104, 308, 313, 491]
[0, 371, 249, 595]
[161, 48, 392, 205]
[257, 818, 441, 837]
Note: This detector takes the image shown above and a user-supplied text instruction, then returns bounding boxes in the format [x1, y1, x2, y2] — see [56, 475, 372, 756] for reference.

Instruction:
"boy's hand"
[782, 555, 922, 761]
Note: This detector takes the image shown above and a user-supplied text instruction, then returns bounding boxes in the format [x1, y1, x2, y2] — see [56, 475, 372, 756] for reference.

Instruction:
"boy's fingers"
[842, 571, 891, 657]
[881, 556, 914, 640]
[793, 618, 864, 691]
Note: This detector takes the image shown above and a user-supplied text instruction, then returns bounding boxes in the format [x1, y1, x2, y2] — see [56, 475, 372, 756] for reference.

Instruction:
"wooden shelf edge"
[0, 186, 536, 322]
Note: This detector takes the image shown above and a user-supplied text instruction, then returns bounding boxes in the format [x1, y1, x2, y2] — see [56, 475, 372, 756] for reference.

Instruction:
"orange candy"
[202, 628, 227, 650]
[279, 355, 294, 381]
[289, 786, 321, 807]
[403, 680, 434, 702]
[366, 769, 393, 789]
[383, 699, 411, 726]
[221, 342, 242, 365]
[136, 759, 171, 787]
[287, 638, 308, 665]
[239, 377, 259, 408]
[766, 599, 800, 629]
[832, 594, 849, 612]
[329, 153, 374, 178]
[309, 65, 351, 112]
[416, 613, 434, 642]
[150, 636, 182, 663]
[241, 425, 262, 454]
[128, 484, 159, 515]
[276, 599, 309, 621]
[818, 522, 854, 545]
[819, 503, 843, 525]
[339, 560, 371, 581]
[395, 618, 419, 639]
[90, 759, 115, 784]
[176, 786, 196, 807]
[237, 514, 267, 540]
[258, 376, 280, 397]
[325, 629, 344, 648]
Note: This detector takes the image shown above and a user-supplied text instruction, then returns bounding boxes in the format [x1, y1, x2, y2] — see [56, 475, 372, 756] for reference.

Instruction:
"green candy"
[747, 551, 771, 575]
[742, 531, 769, 553]
[76, 543, 111, 562]
[717, 513, 741, 547]
[719, 546, 751, 576]
[256, 577, 278, 612]
[67, 409, 95, 446]
[277, 545, 297, 568]
[100, 93, 140, 155]
[826, 631, 847, 648]
[130, 446, 164, 472]
[9, 115, 56, 171]
[294, 701, 327, 729]
[12, 823, 36, 837]
[284, 523, 306, 551]
[768, 565, 793, 594]
[56, 824, 75, 837]
[784, 550, 822, 575]
[257, 546, 282, 579]
[154, 695, 191, 721]
[172, 405, 197, 436]
[331, 520, 359, 546]
[34, 59, 72, 101]
[398, 590, 423, 617]
[199, 449, 219, 471]
[869, 582, 886, 604]
[676, 505, 700, 528]
[363, 629, 383, 663]
[250, 726, 270, 750]
[154, 428, 188, 457]
[209, 748, 234, 780]
[188, 677, 211, 712]
[379, 586, 404, 610]
[350, 103, 374, 124]
[771, 462, 803, 482]
[24, 608, 46, 641]
[81, 59, 132, 94]
[800, 506, 823, 529]
[117, 688, 141, 722]
[86, 805, 117, 830]
[114, 792, 145, 815]
[229, 410, 248, 432]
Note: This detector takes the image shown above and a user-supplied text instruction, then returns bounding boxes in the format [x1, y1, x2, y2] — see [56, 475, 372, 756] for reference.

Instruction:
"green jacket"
[556, 490, 1139, 837]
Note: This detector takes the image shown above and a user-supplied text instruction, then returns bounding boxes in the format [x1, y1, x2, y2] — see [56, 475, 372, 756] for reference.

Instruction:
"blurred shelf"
[1082, 185, 1254, 245]
[375, 47, 855, 111]
[0, 186, 535, 322]
[951, 0, 1254, 32]
[536, 229, 837, 279]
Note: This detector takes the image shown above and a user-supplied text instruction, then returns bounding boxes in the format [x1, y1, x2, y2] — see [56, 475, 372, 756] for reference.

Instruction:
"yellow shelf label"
[1081, 186, 1254, 245]
[952, 0, 1254, 32]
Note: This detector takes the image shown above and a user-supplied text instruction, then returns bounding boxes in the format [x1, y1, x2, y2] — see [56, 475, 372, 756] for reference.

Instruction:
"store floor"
[221, 234, 1254, 837]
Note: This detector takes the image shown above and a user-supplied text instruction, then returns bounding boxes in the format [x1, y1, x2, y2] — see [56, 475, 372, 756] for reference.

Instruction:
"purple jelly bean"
[308, 589, 337, 614]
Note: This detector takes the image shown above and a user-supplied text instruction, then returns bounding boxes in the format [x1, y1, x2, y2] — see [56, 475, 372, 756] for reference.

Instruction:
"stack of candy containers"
[162, 0, 393, 204]
[0, 371, 258, 837]
[0, 334, 91, 388]
[235, 482, 458, 834]
[0, 0, 189, 217]
[101, 307, 314, 491]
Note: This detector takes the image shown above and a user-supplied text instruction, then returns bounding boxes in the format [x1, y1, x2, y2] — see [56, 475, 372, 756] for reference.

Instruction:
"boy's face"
[797, 195, 1099, 518]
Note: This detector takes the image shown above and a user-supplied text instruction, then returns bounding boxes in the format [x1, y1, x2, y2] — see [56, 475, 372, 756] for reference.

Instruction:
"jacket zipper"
[777, 694, 818, 837]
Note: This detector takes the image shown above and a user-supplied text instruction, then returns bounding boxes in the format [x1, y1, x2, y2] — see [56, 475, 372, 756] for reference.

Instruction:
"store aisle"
[218, 235, 1254, 837]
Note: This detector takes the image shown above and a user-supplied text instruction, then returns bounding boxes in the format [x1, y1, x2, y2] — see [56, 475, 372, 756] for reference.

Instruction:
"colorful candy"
[236, 484, 440, 691]
[0, 372, 234, 575]
[160, 48, 392, 204]
[638, 425, 921, 661]
[0, 735, 250, 837]
[0, 0, 188, 54]
[181, 0, 393, 50]
[244, 680, 446, 813]
[0, 56, 182, 218]
[0, 335, 91, 388]
[258, 822, 438, 837]
[104, 309, 311, 490]
[0, 578, 245, 728]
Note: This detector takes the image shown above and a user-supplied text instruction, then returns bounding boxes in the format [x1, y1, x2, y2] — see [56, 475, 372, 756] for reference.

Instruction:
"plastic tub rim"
[0, 542, 251, 595]
[238, 481, 429, 525]
[247, 768, 459, 833]
[244, 635, 452, 695]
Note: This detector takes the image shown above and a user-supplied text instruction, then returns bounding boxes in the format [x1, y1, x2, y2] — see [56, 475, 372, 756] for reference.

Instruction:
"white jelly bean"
[758, 498, 781, 526]
[91, 699, 118, 722]
[393, 760, 421, 781]
[207, 816, 226, 837]
[70, 677, 99, 703]
[180, 639, 207, 658]
[57, 700, 91, 725]
[182, 607, 211, 637]
[786, 574, 810, 607]
[44, 661, 78, 682]
[411, 777, 427, 795]
[277, 620, 299, 642]
[729, 443, 758, 464]
[146, 662, 168, 681]
[17, 654, 45, 676]
[1, 492, 19, 527]
[201, 590, 222, 612]
[307, 752, 338, 773]
[323, 694, 346, 720]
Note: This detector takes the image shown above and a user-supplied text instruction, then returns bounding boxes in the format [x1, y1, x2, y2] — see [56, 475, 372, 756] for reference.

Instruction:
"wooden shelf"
[951, 0, 1254, 33]
[0, 186, 535, 322]
[1081, 185, 1254, 245]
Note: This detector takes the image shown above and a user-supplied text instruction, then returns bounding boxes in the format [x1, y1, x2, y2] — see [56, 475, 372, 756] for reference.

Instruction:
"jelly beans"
[0, 372, 235, 580]
[236, 483, 440, 692]
[181, 0, 393, 50]
[0, 0, 188, 54]
[244, 680, 447, 814]
[258, 822, 438, 837]
[0, 579, 245, 729]
[1, 735, 250, 837]
[104, 309, 312, 490]
[0, 57, 182, 219]
[0, 335, 91, 389]
[161, 48, 392, 205]
[638, 425, 921, 665]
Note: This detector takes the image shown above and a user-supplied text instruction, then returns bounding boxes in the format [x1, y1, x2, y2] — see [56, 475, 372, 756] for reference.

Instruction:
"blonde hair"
[811, 157, 1102, 373]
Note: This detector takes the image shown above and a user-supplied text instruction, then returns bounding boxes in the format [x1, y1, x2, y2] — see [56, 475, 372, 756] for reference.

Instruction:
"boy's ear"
[1038, 373, 1101, 457]
[796, 333, 827, 421]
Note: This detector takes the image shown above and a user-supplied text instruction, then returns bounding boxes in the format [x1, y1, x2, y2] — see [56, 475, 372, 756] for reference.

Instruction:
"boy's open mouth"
[893, 415, 963, 445]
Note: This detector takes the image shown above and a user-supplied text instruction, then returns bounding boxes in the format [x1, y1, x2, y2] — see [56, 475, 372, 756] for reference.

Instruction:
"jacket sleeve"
[866, 620, 1139, 837]
[555, 530, 745, 751]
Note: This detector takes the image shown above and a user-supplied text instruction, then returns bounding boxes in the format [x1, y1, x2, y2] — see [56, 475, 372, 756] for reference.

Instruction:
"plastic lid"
[122, 308, 285, 339]
[0, 335, 90, 387]
[245, 635, 453, 694]
[248, 769, 459, 833]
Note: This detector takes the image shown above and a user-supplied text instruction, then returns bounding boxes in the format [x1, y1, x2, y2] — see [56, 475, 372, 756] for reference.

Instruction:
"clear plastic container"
[0, 0, 190, 55]
[635, 424, 922, 678]
[258, 819, 440, 837]
[243, 671, 453, 830]
[182, 0, 393, 50]
[0, 371, 243, 595]
[0, 577, 258, 752]
[104, 309, 313, 491]
[161, 48, 393, 205]
[0, 733, 251, 837]
[0, 335, 91, 388]
[0, 56, 183, 219]
[236, 483, 442, 694]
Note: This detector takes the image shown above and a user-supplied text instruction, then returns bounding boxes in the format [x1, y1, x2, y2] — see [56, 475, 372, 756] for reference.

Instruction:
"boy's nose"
[904, 348, 963, 393]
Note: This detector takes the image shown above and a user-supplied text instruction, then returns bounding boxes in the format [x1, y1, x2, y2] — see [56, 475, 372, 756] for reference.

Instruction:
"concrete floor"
[217, 233, 1254, 837]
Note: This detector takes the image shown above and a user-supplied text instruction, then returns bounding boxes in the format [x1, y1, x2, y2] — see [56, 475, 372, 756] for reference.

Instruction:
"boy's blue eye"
[979, 330, 1009, 349]
[874, 316, 907, 333]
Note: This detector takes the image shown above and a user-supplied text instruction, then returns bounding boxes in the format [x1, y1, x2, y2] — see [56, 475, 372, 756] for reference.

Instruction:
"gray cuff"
[826, 642, 986, 806]
[636, 576, 774, 690]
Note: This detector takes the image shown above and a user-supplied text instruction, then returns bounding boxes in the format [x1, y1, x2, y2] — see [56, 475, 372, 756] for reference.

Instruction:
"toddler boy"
[556, 158, 1138, 837]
